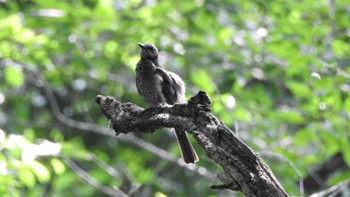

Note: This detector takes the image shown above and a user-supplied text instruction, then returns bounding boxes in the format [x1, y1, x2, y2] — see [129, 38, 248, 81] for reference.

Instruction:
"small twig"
[259, 151, 304, 197]
[63, 158, 128, 197]
[310, 178, 350, 197]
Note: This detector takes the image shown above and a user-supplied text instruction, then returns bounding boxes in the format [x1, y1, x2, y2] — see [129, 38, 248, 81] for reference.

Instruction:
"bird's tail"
[174, 129, 199, 163]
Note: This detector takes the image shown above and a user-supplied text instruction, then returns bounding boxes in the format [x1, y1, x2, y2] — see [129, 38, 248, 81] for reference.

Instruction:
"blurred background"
[1, 0, 350, 196]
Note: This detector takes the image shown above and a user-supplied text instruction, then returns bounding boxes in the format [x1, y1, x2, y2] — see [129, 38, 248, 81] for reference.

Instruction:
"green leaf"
[286, 81, 311, 98]
[328, 170, 350, 186]
[343, 142, 350, 167]
[233, 108, 252, 122]
[332, 39, 350, 57]
[53, 171, 77, 191]
[319, 130, 339, 155]
[293, 128, 317, 146]
[190, 69, 215, 93]
[0, 14, 22, 37]
[278, 110, 306, 124]
[18, 169, 36, 188]
[4, 66, 24, 87]
[94, 0, 116, 20]
[29, 161, 50, 183]
[50, 129, 64, 142]
[51, 158, 66, 175]
[137, 168, 153, 184]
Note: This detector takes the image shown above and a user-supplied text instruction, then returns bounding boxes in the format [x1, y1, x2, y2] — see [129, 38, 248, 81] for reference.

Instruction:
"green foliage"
[1, 0, 350, 196]
[4, 66, 24, 87]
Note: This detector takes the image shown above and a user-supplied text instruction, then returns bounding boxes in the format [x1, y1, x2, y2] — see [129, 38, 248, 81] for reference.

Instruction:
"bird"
[135, 42, 199, 164]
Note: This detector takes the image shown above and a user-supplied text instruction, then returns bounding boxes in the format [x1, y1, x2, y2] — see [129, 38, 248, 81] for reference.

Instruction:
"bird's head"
[138, 42, 159, 61]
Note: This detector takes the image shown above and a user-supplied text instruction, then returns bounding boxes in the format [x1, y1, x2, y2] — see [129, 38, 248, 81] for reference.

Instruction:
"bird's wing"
[155, 67, 185, 105]
[155, 67, 173, 85]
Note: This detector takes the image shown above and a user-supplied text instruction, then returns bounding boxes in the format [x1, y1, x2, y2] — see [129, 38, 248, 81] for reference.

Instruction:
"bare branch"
[310, 178, 350, 197]
[95, 92, 289, 197]
[64, 158, 128, 197]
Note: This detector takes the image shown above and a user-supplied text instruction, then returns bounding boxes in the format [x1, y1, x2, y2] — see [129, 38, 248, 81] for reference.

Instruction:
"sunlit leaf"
[278, 110, 306, 124]
[332, 39, 350, 57]
[29, 161, 50, 183]
[343, 143, 350, 167]
[319, 130, 339, 155]
[293, 128, 317, 146]
[233, 108, 252, 122]
[189, 69, 215, 93]
[327, 171, 350, 186]
[51, 158, 66, 175]
[18, 169, 36, 188]
[94, 0, 116, 20]
[286, 81, 311, 98]
[4, 66, 24, 88]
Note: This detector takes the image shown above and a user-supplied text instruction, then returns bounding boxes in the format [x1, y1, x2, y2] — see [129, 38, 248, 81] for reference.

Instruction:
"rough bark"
[95, 91, 289, 197]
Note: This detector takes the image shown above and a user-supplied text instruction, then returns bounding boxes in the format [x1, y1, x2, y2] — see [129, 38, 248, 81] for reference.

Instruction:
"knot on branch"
[95, 95, 144, 134]
[95, 95, 121, 120]
[188, 91, 211, 114]
[187, 92, 221, 134]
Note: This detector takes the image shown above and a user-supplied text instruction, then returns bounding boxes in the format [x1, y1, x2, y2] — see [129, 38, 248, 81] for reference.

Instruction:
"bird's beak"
[137, 42, 145, 49]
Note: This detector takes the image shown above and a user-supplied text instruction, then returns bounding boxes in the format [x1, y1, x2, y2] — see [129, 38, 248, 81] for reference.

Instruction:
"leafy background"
[1, 0, 350, 196]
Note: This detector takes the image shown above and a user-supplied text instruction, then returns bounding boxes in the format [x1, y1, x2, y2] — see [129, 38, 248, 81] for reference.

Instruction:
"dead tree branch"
[95, 91, 288, 197]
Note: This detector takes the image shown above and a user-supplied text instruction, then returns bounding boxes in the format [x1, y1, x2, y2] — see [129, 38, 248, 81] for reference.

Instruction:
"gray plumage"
[135, 42, 198, 163]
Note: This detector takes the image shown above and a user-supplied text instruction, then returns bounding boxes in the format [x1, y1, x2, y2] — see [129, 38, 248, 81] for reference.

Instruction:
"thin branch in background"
[85, 154, 122, 180]
[116, 163, 142, 196]
[86, 153, 142, 196]
[313, 53, 350, 79]
[336, 67, 350, 79]
[310, 178, 350, 197]
[258, 151, 304, 197]
[63, 158, 128, 197]
[0, 59, 216, 179]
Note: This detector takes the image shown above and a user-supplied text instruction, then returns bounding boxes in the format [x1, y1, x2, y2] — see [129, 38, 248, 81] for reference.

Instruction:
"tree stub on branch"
[95, 91, 289, 197]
